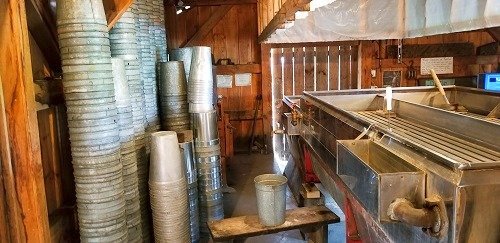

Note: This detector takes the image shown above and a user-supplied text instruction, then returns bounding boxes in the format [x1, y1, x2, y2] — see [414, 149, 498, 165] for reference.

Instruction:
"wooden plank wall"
[271, 44, 360, 98]
[360, 30, 498, 88]
[165, 4, 262, 147]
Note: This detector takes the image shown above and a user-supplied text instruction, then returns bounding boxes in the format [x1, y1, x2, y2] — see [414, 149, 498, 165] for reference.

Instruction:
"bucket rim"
[254, 174, 288, 186]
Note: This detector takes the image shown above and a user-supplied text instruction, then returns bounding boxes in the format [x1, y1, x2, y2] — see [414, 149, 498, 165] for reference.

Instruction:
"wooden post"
[261, 44, 272, 145]
[0, 0, 51, 241]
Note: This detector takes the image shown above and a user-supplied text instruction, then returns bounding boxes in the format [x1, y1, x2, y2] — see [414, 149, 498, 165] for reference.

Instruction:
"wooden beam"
[104, 0, 134, 30]
[179, 0, 256, 6]
[486, 27, 500, 42]
[0, 0, 50, 242]
[183, 5, 232, 47]
[25, 0, 61, 72]
[258, 0, 312, 43]
[216, 64, 261, 74]
[165, 4, 179, 50]
[260, 44, 272, 146]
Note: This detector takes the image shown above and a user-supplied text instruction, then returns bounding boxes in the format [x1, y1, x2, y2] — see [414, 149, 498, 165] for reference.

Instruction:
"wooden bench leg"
[306, 225, 328, 243]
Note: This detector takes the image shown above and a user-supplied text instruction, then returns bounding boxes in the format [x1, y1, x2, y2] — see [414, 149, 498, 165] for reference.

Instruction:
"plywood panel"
[304, 47, 315, 91]
[329, 46, 340, 90]
[315, 46, 328, 91]
[282, 48, 294, 96]
[294, 47, 305, 95]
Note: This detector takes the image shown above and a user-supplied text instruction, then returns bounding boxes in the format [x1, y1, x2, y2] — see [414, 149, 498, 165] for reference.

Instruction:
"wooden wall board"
[359, 41, 378, 88]
[269, 44, 359, 96]
[294, 47, 305, 95]
[272, 48, 283, 128]
[386, 43, 475, 58]
[184, 5, 232, 47]
[37, 108, 62, 215]
[350, 45, 359, 89]
[328, 46, 340, 90]
[261, 44, 272, 139]
[176, 10, 187, 47]
[282, 48, 294, 96]
[339, 45, 350, 90]
[315, 46, 328, 91]
[165, 4, 178, 51]
[185, 9, 199, 42]
[304, 47, 315, 91]
[165, 3, 261, 145]
[359, 30, 498, 88]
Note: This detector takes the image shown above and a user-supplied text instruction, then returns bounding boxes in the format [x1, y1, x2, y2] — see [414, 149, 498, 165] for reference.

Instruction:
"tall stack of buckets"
[56, 0, 127, 241]
[58, 0, 222, 240]
[149, 131, 190, 242]
[109, 5, 150, 241]
[178, 130, 200, 242]
[134, 0, 160, 134]
[111, 58, 143, 241]
[158, 62, 190, 132]
[171, 46, 225, 237]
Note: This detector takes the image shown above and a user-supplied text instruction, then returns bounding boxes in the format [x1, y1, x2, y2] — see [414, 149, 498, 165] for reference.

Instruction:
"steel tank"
[282, 86, 500, 243]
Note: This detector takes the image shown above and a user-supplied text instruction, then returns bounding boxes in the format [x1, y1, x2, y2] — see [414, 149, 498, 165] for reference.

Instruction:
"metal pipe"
[388, 198, 437, 229]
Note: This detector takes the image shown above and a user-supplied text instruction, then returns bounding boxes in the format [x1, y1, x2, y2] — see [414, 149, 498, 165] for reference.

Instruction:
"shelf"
[216, 64, 261, 75]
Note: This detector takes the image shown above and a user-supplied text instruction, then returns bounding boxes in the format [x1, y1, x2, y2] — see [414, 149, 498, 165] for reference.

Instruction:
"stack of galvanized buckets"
[56, 0, 128, 241]
[158, 62, 191, 132]
[149, 131, 191, 242]
[178, 130, 200, 242]
[58, 0, 223, 241]
[173, 46, 225, 236]
[134, 0, 160, 133]
[109, 5, 150, 241]
[111, 58, 143, 241]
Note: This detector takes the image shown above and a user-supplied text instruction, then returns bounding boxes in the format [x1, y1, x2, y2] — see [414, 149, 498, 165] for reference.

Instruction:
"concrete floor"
[219, 152, 346, 243]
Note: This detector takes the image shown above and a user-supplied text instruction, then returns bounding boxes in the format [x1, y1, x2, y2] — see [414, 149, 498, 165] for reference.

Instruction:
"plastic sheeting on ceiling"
[265, 0, 500, 43]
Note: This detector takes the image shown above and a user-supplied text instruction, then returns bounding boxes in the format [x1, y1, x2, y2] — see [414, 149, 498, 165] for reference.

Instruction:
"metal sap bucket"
[254, 174, 288, 226]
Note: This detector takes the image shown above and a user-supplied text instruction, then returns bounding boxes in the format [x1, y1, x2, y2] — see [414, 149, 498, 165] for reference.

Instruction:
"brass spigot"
[291, 105, 302, 126]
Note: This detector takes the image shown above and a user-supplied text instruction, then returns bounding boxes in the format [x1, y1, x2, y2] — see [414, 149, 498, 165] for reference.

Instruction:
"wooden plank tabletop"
[208, 206, 340, 241]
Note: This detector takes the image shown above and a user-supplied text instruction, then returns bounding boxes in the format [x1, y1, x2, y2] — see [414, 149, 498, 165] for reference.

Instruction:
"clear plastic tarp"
[265, 0, 500, 43]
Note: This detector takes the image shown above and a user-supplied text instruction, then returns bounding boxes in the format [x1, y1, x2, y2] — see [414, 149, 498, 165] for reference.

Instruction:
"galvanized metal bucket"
[254, 174, 288, 226]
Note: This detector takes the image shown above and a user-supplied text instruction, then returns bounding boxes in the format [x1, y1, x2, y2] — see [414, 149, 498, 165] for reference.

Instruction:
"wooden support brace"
[183, 5, 232, 47]
[486, 103, 500, 119]
[258, 0, 312, 43]
[26, 0, 61, 73]
[104, 0, 134, 30]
